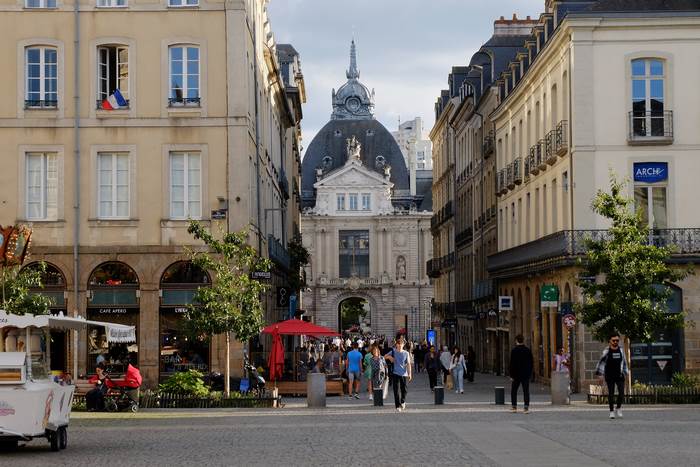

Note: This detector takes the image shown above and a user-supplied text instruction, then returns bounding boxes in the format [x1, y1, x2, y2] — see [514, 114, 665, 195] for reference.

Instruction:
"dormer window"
[334, 129, 342, 137]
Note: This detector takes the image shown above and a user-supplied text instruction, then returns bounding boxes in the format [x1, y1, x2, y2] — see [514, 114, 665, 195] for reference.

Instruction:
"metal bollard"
[434, 385, 445, 405]
[494, 386, 505, 405]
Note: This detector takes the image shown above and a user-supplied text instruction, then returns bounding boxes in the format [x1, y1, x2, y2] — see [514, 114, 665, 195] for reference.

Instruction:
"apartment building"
[0, 0, 305, 387]
[488, 0, 700, 388]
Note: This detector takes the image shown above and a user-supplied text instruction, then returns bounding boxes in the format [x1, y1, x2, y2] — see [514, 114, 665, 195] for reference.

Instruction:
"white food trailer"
[0, 310, 136, 451]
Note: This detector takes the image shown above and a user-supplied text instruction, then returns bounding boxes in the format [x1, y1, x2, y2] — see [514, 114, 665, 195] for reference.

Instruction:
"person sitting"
[86, 363, 109, 412]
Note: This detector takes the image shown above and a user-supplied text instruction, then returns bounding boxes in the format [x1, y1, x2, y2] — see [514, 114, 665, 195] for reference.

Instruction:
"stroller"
[104, 364, 142, 413]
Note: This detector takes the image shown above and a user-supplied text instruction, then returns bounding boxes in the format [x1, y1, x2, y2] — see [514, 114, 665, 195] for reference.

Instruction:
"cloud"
[268, 0, 543, 154]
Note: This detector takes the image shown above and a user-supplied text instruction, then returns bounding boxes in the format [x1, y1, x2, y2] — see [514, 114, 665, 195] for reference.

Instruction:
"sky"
[268, 0, 542, 157]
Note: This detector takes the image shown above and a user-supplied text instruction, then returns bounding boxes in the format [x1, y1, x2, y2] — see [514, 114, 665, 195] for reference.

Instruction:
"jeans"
[606, 378, 624, 411]
[511, 378, 530, 408]
[392, 374, 408, 408]
[427, 369, 438, 389]
[452, 366, 464, 392]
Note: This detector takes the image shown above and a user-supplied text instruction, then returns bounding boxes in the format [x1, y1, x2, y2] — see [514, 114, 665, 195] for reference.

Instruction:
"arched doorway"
[24, 262, 67, 372]
[159, 261, 211, 381]
[338, 297, 371, 334]
[87, 261, 139, 374]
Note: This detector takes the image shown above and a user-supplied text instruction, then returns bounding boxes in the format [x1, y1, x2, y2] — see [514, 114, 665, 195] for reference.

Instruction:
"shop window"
[159, 261, 211, 379]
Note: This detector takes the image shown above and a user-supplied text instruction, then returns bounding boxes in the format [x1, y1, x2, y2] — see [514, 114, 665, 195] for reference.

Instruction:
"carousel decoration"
[0, 225, 33, 267]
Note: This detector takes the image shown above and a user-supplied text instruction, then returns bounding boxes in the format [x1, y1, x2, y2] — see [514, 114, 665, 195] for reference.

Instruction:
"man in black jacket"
[509, 334, 534, 413]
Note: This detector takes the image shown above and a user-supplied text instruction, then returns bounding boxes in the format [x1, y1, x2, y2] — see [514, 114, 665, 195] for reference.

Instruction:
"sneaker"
[460, 390, 464, 394]
[523, 407, 530, 414]
[396, 407, 403, 413]
[510, 407, 517, 413]
[615, 408, 623, 419]
[401, 402, 406, 410]
[348, 395, 353, 400]
[354, 393, 360, 399]
[609, 411, 615, 419]
[369, 394, 374, 401]
[455, 390, 459, 394]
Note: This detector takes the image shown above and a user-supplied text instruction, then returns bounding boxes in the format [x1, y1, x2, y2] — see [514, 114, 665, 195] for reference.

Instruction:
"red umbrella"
[267, 330, 284, 384]
[262, 318, 340, 337]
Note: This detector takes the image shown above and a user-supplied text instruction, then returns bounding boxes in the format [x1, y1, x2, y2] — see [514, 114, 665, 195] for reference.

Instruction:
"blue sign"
[288, 293, 297, 320]
[426, 329, 436, 347]
[634, 162, 668, 184]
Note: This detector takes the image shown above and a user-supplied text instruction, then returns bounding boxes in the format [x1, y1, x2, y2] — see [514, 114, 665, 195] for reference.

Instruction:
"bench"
[274, 380, 344, 397]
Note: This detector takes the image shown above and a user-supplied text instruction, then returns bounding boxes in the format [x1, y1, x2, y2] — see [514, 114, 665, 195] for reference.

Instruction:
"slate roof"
[585, 0, 700, 11]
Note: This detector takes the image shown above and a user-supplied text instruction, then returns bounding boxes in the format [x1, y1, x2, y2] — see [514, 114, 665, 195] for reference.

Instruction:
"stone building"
[301, 42, 433, 340]
[0, 0, 305, 387]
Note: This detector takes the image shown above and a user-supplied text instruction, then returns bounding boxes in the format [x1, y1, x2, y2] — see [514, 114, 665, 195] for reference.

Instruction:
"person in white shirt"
[439, 346, 452, 385]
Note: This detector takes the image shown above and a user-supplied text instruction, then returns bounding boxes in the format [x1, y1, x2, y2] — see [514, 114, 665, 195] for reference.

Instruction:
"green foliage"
[671, 372, 700, 389]
[182, 221, 271, 343]
[339, 297, 368, 331]
[1, 262, 52, 316]
[576, 173, 692, 342]
[158, 370, 210, 397]
[287, 233, 310, 292]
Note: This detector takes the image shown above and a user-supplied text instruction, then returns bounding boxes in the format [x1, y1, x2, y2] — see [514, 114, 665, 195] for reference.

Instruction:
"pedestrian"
[466, 346, 476, 383]
[552, 348, 571, 374]
[384, 336, 412, 412]
[509, 334, 534, 413]
[450, 346, 466, 394]
[596, 332, 629, 419]
[439, 345, 452, 386]
[363, 345, 374, 399]
[346, 342, 363, 399]
[423, 345, 440, 390]
[369, 343, 388, 402]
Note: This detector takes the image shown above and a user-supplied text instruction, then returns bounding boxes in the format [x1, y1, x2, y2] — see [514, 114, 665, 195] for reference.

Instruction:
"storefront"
[159, 261, 210, 381]
[25, 262, 68, 372]
[86, 262, 139, 375]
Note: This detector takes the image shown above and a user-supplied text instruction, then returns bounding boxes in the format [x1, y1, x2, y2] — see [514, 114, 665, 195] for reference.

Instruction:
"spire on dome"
[346, 40, 360, 80]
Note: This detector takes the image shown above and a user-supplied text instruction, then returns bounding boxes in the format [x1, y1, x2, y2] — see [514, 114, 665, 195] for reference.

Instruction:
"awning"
[0, 310, 136, 343]
[261, 318, 340, 337]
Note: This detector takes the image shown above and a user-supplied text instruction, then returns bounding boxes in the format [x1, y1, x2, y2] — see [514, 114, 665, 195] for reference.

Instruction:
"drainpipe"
[72, 0, 81, 379]
[253, 7, 263, 254]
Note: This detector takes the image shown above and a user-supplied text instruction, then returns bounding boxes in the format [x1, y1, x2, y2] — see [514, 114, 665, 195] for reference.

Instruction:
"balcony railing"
[96, 99, 130, 110]
[456, 227, 474, 246]
[472, 279, 494, 300]
[536, 140, 547, 170]
[628, 111, 673, 144]
[513, 157, 523, 185]
[168, 97, 201, 107]
[554, 120, 568, 156]
[267, 235, 291, 270]
[483, 131, 495, 157]
[506, 164, 515, 189]
[497, 169, 507, 195]
[488, 228, 700, 274]
[24, 99, 57, 109]
[545, 131, 557, 165]
[278, 168, 290, 200]
[430, 201, 454, 231]
[528, 146, 539, 175]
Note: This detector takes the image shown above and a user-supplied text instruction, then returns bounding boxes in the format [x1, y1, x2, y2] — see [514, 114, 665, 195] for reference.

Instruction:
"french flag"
[101, 89, 127, 110]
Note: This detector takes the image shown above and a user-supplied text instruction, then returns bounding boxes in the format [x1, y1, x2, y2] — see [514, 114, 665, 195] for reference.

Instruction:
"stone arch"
[333, 291, 379, 333]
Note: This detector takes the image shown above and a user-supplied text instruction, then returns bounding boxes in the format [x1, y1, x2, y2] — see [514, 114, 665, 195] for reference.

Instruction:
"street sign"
[563, 314, 576, 329]
[276, 286, 291, 308]
[498, 296, 513, 311]
[540, 285, 559, 308]
[251, 271, 271, 280]
[657, 360, 668, 372]
[426, 329, 436, 346]
[211, 209, 227, 220]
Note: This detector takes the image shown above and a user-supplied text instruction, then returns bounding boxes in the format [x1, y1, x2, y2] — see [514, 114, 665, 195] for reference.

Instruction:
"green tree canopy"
[2, 261, 52, 316]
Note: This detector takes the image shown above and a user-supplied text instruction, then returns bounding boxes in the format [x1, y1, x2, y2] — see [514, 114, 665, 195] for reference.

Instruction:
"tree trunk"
[224, 331, 231, 397]
[624, 336, 632, 392]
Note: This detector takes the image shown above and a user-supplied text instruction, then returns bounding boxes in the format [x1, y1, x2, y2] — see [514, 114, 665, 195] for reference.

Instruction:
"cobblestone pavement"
[4, 373, 700, 467]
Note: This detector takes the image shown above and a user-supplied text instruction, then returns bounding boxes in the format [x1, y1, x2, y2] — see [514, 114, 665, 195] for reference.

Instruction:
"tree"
[1, 262, 52, 316]
[576, 173, 692, 386]
[183, 221, 271, 396]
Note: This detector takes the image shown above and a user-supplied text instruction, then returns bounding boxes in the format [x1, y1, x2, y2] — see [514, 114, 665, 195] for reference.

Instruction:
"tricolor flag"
[101, 89, 127, 110]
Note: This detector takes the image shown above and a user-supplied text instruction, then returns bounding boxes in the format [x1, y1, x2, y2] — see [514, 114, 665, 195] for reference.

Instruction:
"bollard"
[307, 373, 326, 408]
[494, 386, 505, 405]
[373, 387, 384, 406]
[551, 371, 571, 405]
[434, 385, 445, 405]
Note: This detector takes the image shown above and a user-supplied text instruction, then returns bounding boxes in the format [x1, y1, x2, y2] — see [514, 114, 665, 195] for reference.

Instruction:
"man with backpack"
[596, 332, 629, 419]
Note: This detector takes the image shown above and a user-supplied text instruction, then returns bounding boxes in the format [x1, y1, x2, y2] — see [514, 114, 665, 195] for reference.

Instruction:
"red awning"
[261, 319, 340, 337]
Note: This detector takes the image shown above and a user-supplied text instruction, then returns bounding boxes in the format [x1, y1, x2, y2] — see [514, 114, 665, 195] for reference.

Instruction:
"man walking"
[384, 337, 412, 412]
[346, 342, 363, 399]
[423, 345, 440, 390]
[439, 345, 452, 386]
[596, 332, 629, 419]
[509, 334, 533, 413]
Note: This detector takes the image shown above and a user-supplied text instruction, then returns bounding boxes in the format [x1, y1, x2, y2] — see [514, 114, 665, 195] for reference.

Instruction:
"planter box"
[588, 384, 700, 404]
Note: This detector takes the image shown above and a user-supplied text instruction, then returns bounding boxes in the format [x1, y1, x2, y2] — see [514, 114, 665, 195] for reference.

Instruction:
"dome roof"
[301, 119, 409, 207]
[331, 40, 375, 120]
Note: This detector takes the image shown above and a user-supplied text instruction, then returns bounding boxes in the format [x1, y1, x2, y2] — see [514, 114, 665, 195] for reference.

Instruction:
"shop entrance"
[338, 297, 370, 334]
[159, 261, 211, 380]
[87, 261, 140, 375]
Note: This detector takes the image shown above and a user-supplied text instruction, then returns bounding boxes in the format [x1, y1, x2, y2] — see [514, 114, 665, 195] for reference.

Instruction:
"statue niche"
[396, 255, 407, 281]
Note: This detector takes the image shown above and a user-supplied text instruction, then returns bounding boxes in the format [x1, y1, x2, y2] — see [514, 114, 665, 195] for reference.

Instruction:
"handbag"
[446, 376, 453, 390]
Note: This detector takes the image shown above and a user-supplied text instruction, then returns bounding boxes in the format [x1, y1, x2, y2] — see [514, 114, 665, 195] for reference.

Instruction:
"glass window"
[97, 0, 127, 6]
[26, 0, 57, 7]
[635, 185, 667, 229]
[339, 230, 369, 278]
[169, 0, 199, 6]
[361, 193, 371, 211]
[336, 194, 345, 211]
[98, 153, 130, 219]
[349, 193, 358, 211]
[169, 45, 200, 106]
[26, 152, 58, 220]
[631, 58, 665, 137]
[97, 46, 129, 107]
[25, 47, 57, 108]
[170, 152, 201, 219]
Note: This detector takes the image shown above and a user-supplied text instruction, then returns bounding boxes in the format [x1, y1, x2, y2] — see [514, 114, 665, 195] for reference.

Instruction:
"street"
[4, 373, 700, 466]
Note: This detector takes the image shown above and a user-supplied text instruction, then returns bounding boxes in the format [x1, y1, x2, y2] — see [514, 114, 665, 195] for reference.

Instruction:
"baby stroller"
[104, 364, 142, 413]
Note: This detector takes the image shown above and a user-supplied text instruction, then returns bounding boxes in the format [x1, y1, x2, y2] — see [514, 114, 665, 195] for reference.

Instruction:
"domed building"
[301, 41, 433, 340]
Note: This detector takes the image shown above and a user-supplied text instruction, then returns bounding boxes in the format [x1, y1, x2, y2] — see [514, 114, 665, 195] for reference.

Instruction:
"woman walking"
[423, 345, 440, 390]
[369, 344, 388, 403]
[450, 346, 466, 394]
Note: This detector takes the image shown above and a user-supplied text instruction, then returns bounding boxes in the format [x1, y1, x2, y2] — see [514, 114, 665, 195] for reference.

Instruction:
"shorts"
[348, 370, 361, 383]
